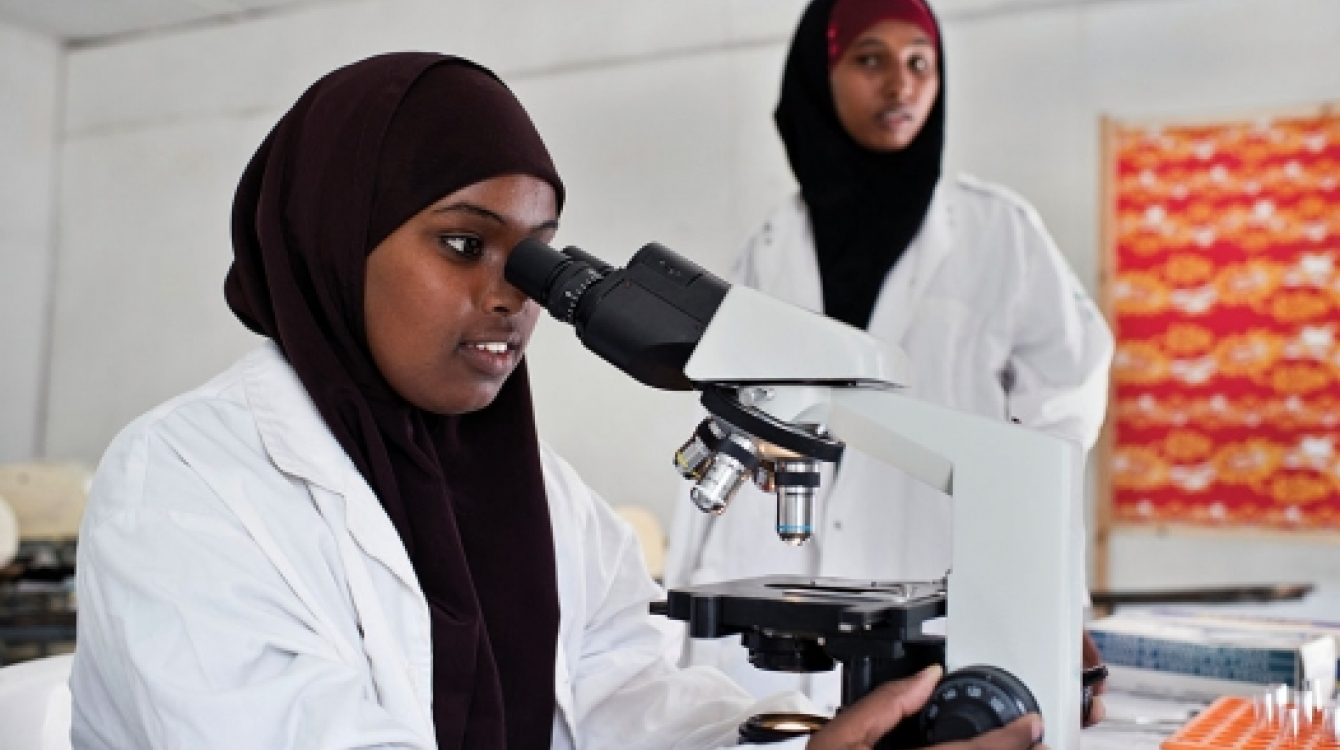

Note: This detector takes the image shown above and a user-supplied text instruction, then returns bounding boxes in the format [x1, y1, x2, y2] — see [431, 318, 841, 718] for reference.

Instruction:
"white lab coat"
[70, 342, 811, 750]
[665, 175, 1114, 712]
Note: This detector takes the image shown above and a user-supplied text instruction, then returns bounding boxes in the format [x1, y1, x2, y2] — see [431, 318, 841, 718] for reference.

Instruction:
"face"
[364, 173, 558, 415]
[830, 19, 940, 153]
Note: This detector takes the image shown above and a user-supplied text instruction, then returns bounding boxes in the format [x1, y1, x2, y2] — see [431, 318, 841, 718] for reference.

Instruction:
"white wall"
[45, 0, 809, 503]
[37, 0, 1340, 587]
[0, 22, 60, 463]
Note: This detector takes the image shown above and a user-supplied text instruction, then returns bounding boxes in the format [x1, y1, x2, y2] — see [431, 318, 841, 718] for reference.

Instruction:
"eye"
[857, 53, 882, 70]
[439, 234, 483, 259]
[908, 55, 930, 74]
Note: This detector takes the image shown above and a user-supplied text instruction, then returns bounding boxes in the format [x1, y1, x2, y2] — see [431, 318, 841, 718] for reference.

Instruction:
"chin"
[859, 131, 910, 153]
[413, 365, 512, 415]
[443, 387, 503, 416]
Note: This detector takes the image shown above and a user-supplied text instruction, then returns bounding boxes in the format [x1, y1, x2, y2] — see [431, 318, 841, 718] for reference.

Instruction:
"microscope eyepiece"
[504, 238, 729, 391]
[505, 238, 566, 304]
[506, 238, 607, 324]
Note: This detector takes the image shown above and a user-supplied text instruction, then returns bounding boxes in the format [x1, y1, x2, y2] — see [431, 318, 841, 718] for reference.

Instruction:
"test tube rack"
[1163, 697, 1340, 750]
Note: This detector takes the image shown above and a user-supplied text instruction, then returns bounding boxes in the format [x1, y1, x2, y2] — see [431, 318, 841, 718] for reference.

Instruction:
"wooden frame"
[1094, 116, 1119, 592]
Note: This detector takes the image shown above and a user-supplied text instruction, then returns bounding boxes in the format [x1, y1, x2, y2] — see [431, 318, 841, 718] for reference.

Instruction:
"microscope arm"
[827, 390, 1084, 750]
[698, 382, 1082, 750]
[825, 396, 953, 495]
[687, 288, 1083, 749]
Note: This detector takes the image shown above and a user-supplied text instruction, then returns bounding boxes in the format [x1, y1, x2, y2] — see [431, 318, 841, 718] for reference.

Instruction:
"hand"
[1082, 630, 1107, 727]
[806, 665, 1047, 750]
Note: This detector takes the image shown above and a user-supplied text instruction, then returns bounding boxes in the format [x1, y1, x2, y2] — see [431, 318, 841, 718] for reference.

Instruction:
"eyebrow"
[432, 201, 560, 233]
[853, 34, 932, 48]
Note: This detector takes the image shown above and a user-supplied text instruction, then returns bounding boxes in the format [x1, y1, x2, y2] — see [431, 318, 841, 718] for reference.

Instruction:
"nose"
[487, 270, 530, 316]
[884, 66, 912, 103]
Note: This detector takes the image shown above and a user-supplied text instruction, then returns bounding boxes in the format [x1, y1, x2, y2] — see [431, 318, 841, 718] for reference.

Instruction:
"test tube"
[1256, 684, 1285, 728]
[1321, 701, 1338, 741]
[1253, 691, 1275, 728]
[1298, 687, 1317, 731]
[1277, 706, 1302, 748]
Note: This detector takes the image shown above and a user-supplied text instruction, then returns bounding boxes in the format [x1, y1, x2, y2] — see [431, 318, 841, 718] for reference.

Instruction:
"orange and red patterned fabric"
[1110, 112, 1340, 531]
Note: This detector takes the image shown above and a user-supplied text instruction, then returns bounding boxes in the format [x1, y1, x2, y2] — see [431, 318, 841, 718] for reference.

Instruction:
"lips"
[466, 341, 511, 355]
[457, 335, 522, 377]
[878, 107, 915, 130]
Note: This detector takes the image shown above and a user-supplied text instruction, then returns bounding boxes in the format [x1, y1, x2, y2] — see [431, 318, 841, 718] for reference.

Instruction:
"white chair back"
[613, 505, 667, 581]
[0, 495, 17, 569]
[0, 462, 91, 541]
[0, 653, 73, 750]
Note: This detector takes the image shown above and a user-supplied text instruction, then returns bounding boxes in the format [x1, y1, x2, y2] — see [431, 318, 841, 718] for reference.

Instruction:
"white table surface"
[1081, 690, 1205, 749]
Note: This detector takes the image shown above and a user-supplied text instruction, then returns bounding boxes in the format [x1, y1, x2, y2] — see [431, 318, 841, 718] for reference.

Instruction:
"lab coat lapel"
[244, 343, 425, 600]
[759, 196, 826, 312]
[338, 473, 427, 604]
[867, 183, 955, 348]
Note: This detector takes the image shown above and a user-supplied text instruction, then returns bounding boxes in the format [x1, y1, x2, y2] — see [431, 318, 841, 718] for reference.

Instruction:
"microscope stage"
[656, 575, 947, 641]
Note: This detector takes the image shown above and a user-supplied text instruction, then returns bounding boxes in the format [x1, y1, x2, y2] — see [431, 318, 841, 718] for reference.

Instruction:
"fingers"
[1082, 631, 1103, 669]
[1082, 631, 1109, 716]
[807, 665, 943, 750]
[1083, 696, 1106, 728]
[1081, 632, 1107, 697]
[804, 668, 1052, 750]
[857, 664, 944, 740]
[938, 714, 1045, 750]
[845, 664, 943, 744]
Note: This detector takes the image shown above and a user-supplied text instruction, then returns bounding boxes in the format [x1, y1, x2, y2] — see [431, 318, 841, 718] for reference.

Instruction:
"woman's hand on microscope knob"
[805, 665, 1048, 750]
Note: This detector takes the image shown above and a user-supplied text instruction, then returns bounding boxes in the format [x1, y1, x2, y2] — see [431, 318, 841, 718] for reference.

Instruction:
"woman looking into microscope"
[665, 0, 1114, 723]
[68, 52, 1047, 749]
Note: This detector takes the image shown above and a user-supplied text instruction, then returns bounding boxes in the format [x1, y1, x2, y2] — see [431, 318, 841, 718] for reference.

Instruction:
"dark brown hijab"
[225, 53, 563, 750]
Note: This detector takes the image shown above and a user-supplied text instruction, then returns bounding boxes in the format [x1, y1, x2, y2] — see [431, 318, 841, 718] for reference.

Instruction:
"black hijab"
[775, 0, 946, 330]
[225, 53, 563, 750]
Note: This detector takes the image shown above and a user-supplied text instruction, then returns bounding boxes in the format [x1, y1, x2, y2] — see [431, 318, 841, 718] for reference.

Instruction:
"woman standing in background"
[665, 0, 1114, 718]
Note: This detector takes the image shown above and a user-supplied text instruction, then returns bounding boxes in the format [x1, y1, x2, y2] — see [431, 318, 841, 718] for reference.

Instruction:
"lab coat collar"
[910, 181, 955, 302]
[867, 180, 956, 345]
[243, 342, 353, 494]
[243, 342, 424, 598]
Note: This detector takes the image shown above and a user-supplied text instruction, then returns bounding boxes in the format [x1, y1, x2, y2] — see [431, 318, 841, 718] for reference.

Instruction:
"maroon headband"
[827, 0, 939, 68]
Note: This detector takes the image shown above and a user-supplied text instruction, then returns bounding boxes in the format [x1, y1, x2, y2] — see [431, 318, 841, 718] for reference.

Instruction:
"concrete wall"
[31, 0, 1340, 587]
[0, 22, 60, 463]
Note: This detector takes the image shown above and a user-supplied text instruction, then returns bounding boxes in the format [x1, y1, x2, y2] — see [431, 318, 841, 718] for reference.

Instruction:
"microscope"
[506, 239, 1085, 749]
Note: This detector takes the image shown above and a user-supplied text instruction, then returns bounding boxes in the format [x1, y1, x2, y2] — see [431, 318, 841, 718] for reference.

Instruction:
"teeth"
[471, 342, 510, 355]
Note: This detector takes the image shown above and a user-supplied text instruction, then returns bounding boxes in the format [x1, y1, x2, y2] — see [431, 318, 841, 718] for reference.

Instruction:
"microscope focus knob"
[920, 666, 1040, 745]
